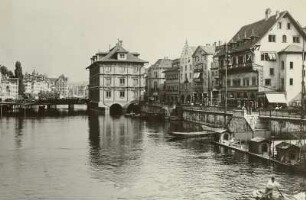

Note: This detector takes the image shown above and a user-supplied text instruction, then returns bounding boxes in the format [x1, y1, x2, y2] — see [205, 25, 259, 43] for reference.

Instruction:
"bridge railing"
[181, 105, 237, 114]
[0, 98, 89, 105]
[259, 109, 302, 119]
[36, 98, 88, 104]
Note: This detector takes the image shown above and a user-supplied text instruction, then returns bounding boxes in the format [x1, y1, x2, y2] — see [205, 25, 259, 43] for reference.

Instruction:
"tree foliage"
[0, 65, 14, 78]
[14, 61, 25, 96]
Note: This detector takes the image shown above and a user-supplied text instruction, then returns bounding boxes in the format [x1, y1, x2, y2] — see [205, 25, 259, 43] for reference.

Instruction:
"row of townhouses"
[87, 9, 306, 113]
[147, 9, 306, 109]
[0, 75, 19, 100]
[0, 71, 70, 100]
[23, 72, 69, 99]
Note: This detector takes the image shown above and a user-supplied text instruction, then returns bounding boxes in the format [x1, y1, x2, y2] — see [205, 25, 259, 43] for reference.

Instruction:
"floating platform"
[212, 141, 302, 171]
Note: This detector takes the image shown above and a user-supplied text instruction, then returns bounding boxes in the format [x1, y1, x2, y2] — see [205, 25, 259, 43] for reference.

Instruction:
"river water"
[0, 111, 305, 200]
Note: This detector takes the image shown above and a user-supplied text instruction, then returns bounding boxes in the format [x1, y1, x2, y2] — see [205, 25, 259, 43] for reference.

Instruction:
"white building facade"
[180, 41, 196, 104]
[216, 10, 306, 108]
[0, 75, 19, 100]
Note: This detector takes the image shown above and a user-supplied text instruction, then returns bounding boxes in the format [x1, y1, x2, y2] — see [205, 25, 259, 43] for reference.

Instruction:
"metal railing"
[259, 109, 302, 119]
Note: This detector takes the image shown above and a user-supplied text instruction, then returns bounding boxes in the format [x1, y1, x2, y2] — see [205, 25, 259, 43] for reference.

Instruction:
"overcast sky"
[0, 0, 305, 82]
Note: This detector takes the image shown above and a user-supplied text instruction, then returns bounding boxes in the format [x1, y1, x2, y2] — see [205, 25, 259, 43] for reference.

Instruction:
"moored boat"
[168, 131, 215, 138]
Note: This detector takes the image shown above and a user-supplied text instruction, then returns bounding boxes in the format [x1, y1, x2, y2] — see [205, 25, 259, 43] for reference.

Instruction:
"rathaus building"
[87, 41, 147, 113]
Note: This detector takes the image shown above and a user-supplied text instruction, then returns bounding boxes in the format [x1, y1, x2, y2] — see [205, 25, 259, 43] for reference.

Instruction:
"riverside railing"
[259, 109, 302, 119]
[181, 105, 236, 114]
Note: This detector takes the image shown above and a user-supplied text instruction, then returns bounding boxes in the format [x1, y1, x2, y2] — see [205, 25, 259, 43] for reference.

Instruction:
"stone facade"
[146, 58, 173, 101]
[55, 74, 68, 98]
[164, 66, 180, 104]
[0, 75, 19, 100]
[216, 10, 306, 108]
[192, 45, 216, 105]
[87, 41, 147, 111]
[179, 41, 196, 104]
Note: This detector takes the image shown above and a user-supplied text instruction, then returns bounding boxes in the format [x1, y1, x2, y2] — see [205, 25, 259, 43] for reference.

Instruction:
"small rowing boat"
[252, 189, 305, 200]
[168, 131, 214, 138]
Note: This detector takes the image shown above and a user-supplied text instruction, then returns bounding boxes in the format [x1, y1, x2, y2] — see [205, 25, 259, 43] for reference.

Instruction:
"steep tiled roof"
[279, 44, 304, 53]
[102, 45, 147, 63]
[216, 11, 306, 56]
[87, 44, 147, 68]
[193, 45, 216, 57]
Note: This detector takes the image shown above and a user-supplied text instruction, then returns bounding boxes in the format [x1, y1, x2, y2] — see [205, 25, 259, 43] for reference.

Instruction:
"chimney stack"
[276, 10, 280, 19]
[265, 8, 271, 20]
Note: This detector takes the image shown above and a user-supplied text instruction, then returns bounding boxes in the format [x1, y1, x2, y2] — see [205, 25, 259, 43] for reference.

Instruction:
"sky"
[0, 0, 306, 82]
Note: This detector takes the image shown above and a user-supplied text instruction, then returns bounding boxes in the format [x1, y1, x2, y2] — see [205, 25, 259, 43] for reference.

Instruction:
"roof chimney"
[265, 8, 271, 20]
[276, 10, 280, 19]
[116, 39, 123, 47]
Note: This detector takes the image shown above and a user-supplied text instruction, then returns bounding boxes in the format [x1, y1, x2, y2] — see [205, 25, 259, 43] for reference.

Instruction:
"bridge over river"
[0, 98, 89, 116]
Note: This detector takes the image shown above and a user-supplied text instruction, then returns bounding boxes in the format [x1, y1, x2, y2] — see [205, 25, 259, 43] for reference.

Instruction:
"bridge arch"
[110, 104, 123, 115]
[123, 100, 140, 114]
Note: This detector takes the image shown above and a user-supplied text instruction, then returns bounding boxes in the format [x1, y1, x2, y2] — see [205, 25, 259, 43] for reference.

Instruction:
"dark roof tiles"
[88, 44, 147, 68]
[216, 11, 306, 56]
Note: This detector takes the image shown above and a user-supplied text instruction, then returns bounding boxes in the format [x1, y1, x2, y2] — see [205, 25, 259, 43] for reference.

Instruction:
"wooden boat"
[253, 189, 305, 200]
[252, 189, 301, 200]
[168, 131, 215, 138]
[201, 125, 227, 133]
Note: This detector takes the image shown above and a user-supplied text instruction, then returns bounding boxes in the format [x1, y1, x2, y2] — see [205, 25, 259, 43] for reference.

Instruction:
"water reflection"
[15, 117, 24, 148]
[1, 114, 306, 199]
[88, 114, 144, 185]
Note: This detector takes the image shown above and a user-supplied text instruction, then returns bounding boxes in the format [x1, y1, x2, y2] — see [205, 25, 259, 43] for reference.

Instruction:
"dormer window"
[287, 23, 291, 30]
[118, 53, 127, 60]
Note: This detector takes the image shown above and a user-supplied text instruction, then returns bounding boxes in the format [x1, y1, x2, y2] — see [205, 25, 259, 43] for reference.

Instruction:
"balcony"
[220, 62, 255, 74]
[220, 85, 258, 91]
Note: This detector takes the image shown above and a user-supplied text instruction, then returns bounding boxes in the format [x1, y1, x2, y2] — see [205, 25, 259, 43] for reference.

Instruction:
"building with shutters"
[192, 45, 216, 105]
[215, 9, 306, 108]
[179, 41, 197, 104]
[146, 58, 173, 102]
[87, 41, 147, 113]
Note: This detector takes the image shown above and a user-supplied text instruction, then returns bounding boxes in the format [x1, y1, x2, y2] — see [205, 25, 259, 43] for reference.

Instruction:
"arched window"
[282, 35, 287, 43]
[223, 133, 229, 141]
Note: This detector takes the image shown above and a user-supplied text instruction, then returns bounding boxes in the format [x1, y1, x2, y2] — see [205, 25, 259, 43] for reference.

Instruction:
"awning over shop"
[265, 93, 287, 104]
